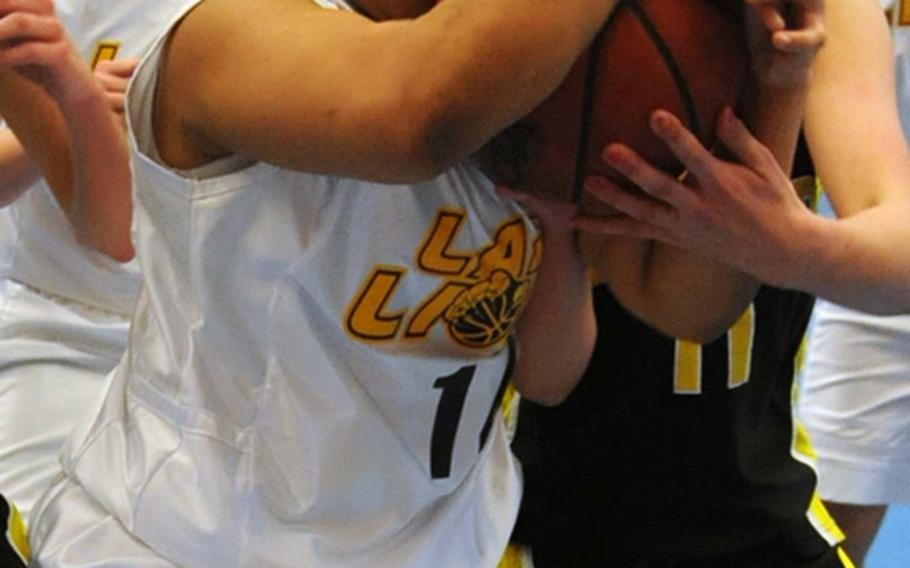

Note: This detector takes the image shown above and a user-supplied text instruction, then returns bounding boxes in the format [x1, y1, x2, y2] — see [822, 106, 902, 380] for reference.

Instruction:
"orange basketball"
[476, 0, 748, 207]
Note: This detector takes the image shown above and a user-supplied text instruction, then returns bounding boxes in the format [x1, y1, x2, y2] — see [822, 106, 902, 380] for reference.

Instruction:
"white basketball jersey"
[2, 0, 189, 314]
[60, 2, 536, 566]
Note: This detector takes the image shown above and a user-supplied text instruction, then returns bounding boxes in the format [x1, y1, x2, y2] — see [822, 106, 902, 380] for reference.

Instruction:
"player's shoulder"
[165, 0, 334, 90]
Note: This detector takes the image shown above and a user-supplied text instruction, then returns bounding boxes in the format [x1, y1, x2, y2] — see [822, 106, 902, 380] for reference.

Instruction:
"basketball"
[475, 0, 749, 207]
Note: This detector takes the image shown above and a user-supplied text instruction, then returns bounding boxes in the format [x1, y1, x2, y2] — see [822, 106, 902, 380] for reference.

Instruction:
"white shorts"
[799, 299, 910, 506]
[0, 280, 128, 520]
[29, 475, 175, 567]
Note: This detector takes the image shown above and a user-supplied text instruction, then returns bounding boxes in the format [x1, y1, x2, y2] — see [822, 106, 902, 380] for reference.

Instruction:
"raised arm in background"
[0, 0, 134, 260]
[799, 0, 910, 312]
[0, 130, 38, 208]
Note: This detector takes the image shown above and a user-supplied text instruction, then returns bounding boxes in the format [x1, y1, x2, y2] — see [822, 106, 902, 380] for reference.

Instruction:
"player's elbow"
[516, 379, 571, 407]
[103, 243, 136, 264]
[75, 230, 135, 263]
[515, 365, 585, 407]
[513, 347, 594, 407]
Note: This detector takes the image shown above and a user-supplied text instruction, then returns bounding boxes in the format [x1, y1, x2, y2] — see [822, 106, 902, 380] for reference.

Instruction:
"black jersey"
[0, 495, 28, 567]
[512, 284, 847, 567]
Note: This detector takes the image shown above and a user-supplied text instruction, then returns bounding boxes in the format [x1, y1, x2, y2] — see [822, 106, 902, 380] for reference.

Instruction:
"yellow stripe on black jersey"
[499, 543, 534, 568]
[512, 284, 847, 567]
[0, 494, 28, 566]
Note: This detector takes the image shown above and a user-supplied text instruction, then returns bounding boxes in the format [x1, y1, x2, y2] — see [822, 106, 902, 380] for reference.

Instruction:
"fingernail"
[651, 111, 672, 134]
[722, 106, 735, 125]
[604, 145, 623, 165]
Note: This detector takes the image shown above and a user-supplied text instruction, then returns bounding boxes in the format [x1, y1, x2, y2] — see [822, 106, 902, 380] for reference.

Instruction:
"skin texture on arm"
[0, 1, 134, 261]
[798, 0, 910, 313]
[0, 69, 72, 206]
[0, 128, 38, 208]
[155, 0, 618, 180]
[576, 0, 825, 342]
[501, 188, 596, 406]
[57, 69, 134, 261]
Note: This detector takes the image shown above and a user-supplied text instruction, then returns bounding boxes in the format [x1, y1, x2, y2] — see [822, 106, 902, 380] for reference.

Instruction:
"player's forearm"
[785, 0, 910, 312]
[0, 68, 73, 206]
[738, 0, 819, 176]
[0, 129, 39, 207]
[61, 82, 134, 262]
[513, 227, 595, 406]
[792, 149, 910, 314]
[0, 66, 133, 261]
[781, 203, 910, 314]
[741, 84, 806, 177]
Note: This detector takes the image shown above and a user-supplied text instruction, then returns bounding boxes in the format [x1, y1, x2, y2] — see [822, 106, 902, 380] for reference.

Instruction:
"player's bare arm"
[0, 0, 134, 261]
[157, 0, 618, 181]
[798, 0, 910, 312]
[0, 128, 38, 207]
[499, 187, 596, 405]
[576, 0, 829, 338]
[0, 59, 134, 211]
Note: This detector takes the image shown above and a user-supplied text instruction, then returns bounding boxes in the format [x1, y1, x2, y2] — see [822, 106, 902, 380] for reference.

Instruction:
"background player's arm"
[504, 189, 596, 405]
[0, 1, 134, 261]
[797, 0, 910, 313]
[0, 72, 72, 209]
[0, 60, 131, 210]
[575, 0, 822, 342]
[0, 128, 39, 207]
[157, 0, 618, 180]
